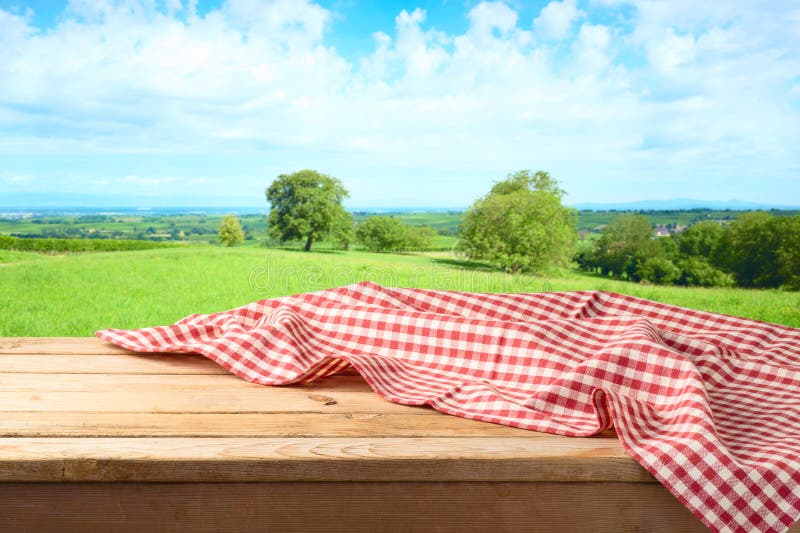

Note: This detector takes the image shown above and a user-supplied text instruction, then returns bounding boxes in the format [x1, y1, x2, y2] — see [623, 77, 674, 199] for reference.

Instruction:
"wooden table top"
[0, 337, 653, 484]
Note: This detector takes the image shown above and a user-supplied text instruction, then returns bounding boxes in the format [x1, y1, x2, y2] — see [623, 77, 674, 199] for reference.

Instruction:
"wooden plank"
[0, 481, 715, 532]
[0, 412, 553, 438]
[0, 353, 227, 374]
[0, 390, 417, 414]
[0, 437, 650, 483]
[0, 372, 372, 392]
[0, 373, 419, 414]
[0, 337, 139, 355]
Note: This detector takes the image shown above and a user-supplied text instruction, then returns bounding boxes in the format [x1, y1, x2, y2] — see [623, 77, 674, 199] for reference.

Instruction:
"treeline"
[16, 228, 134, 239]
[576, 212, 800, 290]
[27, 215, 121, 224]
[264, 170, 446, 253]
[261, 215, 441, 252]
[13, 228, 197, 241]
[0, 235, 177, 253]
[11, 225, 206, 241]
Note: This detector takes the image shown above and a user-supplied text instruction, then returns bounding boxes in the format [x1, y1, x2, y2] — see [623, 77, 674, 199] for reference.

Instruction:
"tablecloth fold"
[96, 281, 800, 533]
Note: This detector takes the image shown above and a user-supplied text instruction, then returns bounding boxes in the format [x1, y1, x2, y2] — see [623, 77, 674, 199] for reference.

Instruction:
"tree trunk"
[304, 234, 313, 252]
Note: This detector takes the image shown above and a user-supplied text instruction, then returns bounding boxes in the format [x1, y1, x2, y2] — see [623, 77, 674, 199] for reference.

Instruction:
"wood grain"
[0, 352, 227, 374]
[0, 411, 551, 438]
[0, 337, 139, 355]
[0, 373, 421, 414]
[0, 437, 650, 483]
[0, 372, 372, 392]
[0, 481, 712, 533]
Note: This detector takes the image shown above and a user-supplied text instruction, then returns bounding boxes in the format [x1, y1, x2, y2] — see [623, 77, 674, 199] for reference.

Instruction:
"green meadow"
[1, 245, 798, 336]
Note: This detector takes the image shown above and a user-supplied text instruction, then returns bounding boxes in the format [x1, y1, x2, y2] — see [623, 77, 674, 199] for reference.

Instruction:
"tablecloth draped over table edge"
[96, 281, 800, 533]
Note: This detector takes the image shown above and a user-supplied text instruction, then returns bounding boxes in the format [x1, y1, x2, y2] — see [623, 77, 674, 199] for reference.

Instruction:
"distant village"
[579, 222, 693, 240]
[573, 211, 765, 241]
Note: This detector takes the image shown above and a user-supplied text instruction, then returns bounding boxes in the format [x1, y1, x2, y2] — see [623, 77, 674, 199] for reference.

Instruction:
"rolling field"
[7, 209, 799, 244]
[0, 213, 268, 243]
[1, 246, 798, 336]
[0, 212, 461, 248]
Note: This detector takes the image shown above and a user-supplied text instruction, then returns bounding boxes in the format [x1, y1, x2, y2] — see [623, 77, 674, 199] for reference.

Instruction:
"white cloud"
[165, 0, 183, 15]
[534, 0, 583, 40]
[222, 0, 331, 48]
[393, 8, 449, 79]
[468, 2, 518, 41]
[0, 8, 34, 45]
[646, 28, 696, 71]
[574, 23, 612, 73]
[0, 0, 797, 204]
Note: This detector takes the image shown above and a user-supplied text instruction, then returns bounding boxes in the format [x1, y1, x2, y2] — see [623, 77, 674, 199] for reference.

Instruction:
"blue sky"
[0, 0, 798, 207]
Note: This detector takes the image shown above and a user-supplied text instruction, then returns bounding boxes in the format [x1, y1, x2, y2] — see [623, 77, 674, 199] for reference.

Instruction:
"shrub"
[356, 216, 409, 252]
[356, 216, 438, 253]
[404, 225, 437, 251]
[678, 258, 734, 288]
[635, 256, 681, 285]
[678, 220, 724, 259]
[0, 236, 175, 253]
[592, 214, 653, 278]
[217, 215, 245, 247]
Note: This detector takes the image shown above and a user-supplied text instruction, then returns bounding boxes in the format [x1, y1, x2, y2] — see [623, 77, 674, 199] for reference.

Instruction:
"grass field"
[1, 246, 798, 336]
[0, 213, 268, 243]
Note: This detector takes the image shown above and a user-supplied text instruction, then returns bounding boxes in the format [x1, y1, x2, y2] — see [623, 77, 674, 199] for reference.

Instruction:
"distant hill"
[571, 198, 800, 211]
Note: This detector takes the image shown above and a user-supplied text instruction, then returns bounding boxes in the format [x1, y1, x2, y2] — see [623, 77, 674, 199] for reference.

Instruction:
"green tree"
[265, 170, 349, 252]
[707, 212, 800, 290]
[574, 241, 598, 273]
[635, 256, 681, 285]
[457, 170, 576, 273]
[330, 211, 356, 250]
[678, 221, 724, 259]
[356, 216, 409, 252]
[405, 225, 437, 251]
[356, 217, 437, 253]
[592, 214, 654, 278]
[715, 212, 781, 288]
[217, 214, 245, 246]
[776, 215, 800, 290]
[677, 257, 734, 288]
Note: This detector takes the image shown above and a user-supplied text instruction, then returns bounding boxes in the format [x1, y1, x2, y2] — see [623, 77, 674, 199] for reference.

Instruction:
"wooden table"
[0, 337, 732, 531]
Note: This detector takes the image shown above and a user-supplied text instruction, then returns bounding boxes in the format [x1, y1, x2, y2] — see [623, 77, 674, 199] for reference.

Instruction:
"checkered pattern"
[96, 281, 800, 533]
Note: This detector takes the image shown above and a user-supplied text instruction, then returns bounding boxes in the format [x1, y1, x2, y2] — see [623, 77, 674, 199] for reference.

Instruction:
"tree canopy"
[678, 220, 724, 258]
[715, 212, 796, 288]
[356, 216, 408, 252]
[217, 214, 244, 247]
[592, 214, 654, 278]
[579, 211, 800, 289]
[457, 170, 576, 273]
[356, 216, 436, 253]
[329, 211, 356, 250]
[265, 170, 350, 251]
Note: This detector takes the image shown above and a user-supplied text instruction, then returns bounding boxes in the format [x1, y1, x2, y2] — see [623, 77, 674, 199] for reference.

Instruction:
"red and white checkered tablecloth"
[96, 281, 800, 533]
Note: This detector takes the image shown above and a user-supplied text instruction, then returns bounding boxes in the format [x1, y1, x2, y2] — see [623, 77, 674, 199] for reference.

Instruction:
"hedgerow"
[0, 235, 177, 253]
